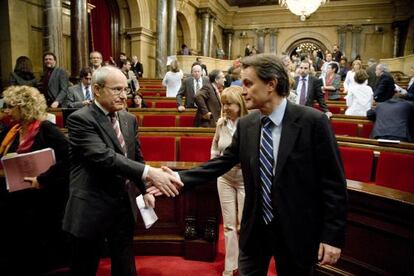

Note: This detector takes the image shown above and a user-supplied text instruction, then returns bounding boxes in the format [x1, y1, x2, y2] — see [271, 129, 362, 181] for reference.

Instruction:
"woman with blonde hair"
[162, 60, 183, 97]
[344, 59, 362, 93]
[0, 85, 69, 274]
[210, 86, 248, 276]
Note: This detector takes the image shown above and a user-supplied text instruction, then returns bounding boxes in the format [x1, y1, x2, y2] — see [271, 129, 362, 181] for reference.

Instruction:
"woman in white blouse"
[345, 69, 373, 116]
[210, 86, 248, 276]
[162, 60, 183, 97]
[344, 59, 362, 93]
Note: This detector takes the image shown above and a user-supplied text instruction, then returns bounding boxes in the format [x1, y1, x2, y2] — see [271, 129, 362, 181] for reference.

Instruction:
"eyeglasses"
[102, 86, 131, 96]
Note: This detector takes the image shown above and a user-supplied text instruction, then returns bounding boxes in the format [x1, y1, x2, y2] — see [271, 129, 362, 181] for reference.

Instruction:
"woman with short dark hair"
[345, 69, 373, 116]
[10, 56, 37, 87]
[322, 63, 341, 100]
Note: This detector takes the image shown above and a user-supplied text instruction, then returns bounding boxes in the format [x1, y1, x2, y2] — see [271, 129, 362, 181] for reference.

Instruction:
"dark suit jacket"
[176, 76, 209, 108]
[367, 98, 414, 142]
[374, 72, 395, 102]
[44, 67, 69, 106]
[178, 102, 347, 266]
[293, 75, 328, 112]
[366, 64, 378, 89]
[63, 104, 146, 238]
[132, 62, 143, 78]
[407, 80, 414, 101]
[63, 84, 88, 108]
[194, 82, 222, 127]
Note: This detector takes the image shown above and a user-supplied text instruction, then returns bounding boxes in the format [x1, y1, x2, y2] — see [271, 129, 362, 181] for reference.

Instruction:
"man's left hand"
[24, 177, 40, 189]
[325, 111, 333, 119]
[51, 101, 59, 108]
[318, 242, 341, 265]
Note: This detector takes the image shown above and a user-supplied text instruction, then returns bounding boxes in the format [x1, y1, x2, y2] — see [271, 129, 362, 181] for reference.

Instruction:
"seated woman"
[322, 63, 341, 100]
[130, 92, 147, 108]
[9, 56, 37, 87]
[345, 70, 373, 116]
[0, 86, 69, 274]
[210, 86, 248, 276]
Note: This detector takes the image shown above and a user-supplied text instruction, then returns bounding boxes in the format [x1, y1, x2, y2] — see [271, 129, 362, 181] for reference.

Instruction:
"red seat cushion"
[140, 136, 176, 161]
[331, 121, 358, 136]
[179, 137, 213, 162]
[339, 147, 373, 182]
[179, 115, 195, 127]
[360, 123, 373, 138]
[142, 115, 176, 127]
[329, 106, 342, 114]
[375, 152, 414, 193]
[155, 101, 177, 108]
[55, 112, 64, 128]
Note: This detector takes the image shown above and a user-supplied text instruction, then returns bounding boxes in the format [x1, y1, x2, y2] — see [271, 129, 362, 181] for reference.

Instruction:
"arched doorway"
[285, 38, 327, 59]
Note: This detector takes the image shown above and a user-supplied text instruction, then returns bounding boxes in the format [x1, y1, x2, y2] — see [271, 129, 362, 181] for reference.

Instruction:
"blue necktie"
[259, 116, 274, 224]
[300, 78, 307, 105]
[85, 87, 91, 101]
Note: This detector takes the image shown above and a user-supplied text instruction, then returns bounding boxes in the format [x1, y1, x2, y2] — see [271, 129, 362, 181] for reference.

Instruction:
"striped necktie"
[259, 116, 274, 224]
[85, 87, 91, 101]
[109, 113, 127, 155]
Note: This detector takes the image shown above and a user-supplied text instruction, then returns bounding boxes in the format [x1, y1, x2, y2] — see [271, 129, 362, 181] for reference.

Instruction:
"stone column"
[255, 29, 267, 54]
[351, 25, 362, 60]
[393, 26, 400, 58]
[156, 0, 167, 78]
[167, 0, 177, 56]
[337, 25, 347, 54]
[208, 16, 215, 57]
[223, 29, 234, 59]
[70, 0, 89, 80]
[269, 28, 279, 54]
[199, 9, 210, 57]
[44, 0, 63, 66]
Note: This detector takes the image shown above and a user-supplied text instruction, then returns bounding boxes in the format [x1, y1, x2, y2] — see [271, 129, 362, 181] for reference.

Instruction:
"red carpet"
[97, 225, 276, 276]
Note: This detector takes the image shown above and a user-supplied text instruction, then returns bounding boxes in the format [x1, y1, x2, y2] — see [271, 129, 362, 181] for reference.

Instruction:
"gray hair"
[367, 58, 377, 67]
[376, 63, 389, 73]
[92, 65, 122, 87]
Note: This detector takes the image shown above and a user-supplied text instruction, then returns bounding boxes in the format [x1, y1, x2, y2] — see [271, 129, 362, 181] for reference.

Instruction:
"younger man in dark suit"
[41, 52, 69, 108]
[63, 67, 93, 108]
[156, 54, 347, 275]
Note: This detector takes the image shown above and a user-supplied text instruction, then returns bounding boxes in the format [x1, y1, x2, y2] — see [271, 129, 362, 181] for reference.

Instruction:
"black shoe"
[184, 216, 198, 240]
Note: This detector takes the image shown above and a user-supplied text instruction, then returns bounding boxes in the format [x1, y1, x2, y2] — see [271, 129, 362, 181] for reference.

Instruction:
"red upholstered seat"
[179, 115, 195, 127]
[179, 137, 213, 162]
[328, 106, 342, 114]
[140, 136, 176, 161]
[155, 101, 178, 108]
[142, 115, 176, 127]
[55, 112, 64, 128]
[141, 91, 166, 97]
[360, 123, 373, 138]
[331, 121, 358, 136]
[339, 146, 373, 182]
[375, 152, 414, 193]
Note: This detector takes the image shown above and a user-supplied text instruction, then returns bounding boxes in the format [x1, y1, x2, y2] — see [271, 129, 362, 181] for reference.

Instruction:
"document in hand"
[1, 148, 56, 192]
[136, 194, 158, 229]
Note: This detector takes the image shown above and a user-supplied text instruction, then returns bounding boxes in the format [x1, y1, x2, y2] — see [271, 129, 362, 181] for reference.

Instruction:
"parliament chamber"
[0, 0, 414, 275]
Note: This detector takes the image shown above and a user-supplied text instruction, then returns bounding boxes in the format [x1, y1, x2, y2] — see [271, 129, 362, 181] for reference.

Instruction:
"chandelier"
[279, 0, 329, 21]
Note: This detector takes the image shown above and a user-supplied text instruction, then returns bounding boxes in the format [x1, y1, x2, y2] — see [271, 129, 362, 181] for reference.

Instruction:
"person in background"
[89, 51, 103, 74]
[0, 85, 70, 275]
[162, 60, 183, 97]
[338, 57, 349, 81]
[118, 52, 127, 68]
[131, 56, 144, 78]
[216, 43, 225, 59]
[196, 57, 208, 77]
[244, 44, 251, 57]
[406, 63, 414, 101]
[366, 58, 378, 89]
[10, 56, 37, 87]
[343, 60, 362, 93]
[120, 59, 139, 95]
[63, 67, 93, 108]
[176, 64, 209, 111]
[322, 63, 341, 100]
[181, 44, 191, 55]
[230, 67, 242, 87]
[210, 86, 247, 276]
[40, 52, 69, 108]
[374, 63, 395, 102]
[332, 44, 343, 62]
[224, 67, 234, 88]
[130, 92, 147, 108]
[194, 69, 225, 127]
[345, 70, 373, 116]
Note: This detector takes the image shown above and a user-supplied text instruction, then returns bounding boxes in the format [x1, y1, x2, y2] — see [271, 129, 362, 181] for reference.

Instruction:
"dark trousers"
[69, 196, 136, 276]
[238, 218, 314, 276]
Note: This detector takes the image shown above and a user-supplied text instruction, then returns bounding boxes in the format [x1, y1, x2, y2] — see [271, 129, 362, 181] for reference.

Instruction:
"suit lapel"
[247, 113, 261, 189]
[91, 104, 124, 153]
[274, 102, 300, 185]
[306, 77, 313, 105]
[77, 85, 85, 101]
[118, 111, 132, 157]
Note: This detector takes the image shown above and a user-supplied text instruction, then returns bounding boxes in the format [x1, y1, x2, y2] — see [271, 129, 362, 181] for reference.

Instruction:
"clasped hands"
[145, 166, 182, 198]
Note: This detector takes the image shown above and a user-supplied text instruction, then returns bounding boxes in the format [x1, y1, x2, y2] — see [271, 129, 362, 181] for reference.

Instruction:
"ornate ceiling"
[224, 0, 278, 7]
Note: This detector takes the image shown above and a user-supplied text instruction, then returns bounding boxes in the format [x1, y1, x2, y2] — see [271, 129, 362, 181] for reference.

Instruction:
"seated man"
[367, 94, 414, 142]
[194, 70, 225, 127]
[373, 64, 395, 102]
[63, 67, 93, 108]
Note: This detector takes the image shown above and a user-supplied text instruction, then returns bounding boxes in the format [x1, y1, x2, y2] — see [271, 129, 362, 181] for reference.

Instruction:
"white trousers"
[217, 167, 245, 273]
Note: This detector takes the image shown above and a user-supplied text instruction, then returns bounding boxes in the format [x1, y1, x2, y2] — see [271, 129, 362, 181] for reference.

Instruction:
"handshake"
[143, 166, 183, 208]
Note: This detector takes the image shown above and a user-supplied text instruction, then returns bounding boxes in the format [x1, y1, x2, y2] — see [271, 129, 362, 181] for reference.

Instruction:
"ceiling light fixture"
[279, 0, 329, 21]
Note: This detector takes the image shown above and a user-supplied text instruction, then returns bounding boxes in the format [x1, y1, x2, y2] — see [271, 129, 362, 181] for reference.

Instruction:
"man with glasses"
[63, 67, 93, 108]
[63, 66, 183, 275]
